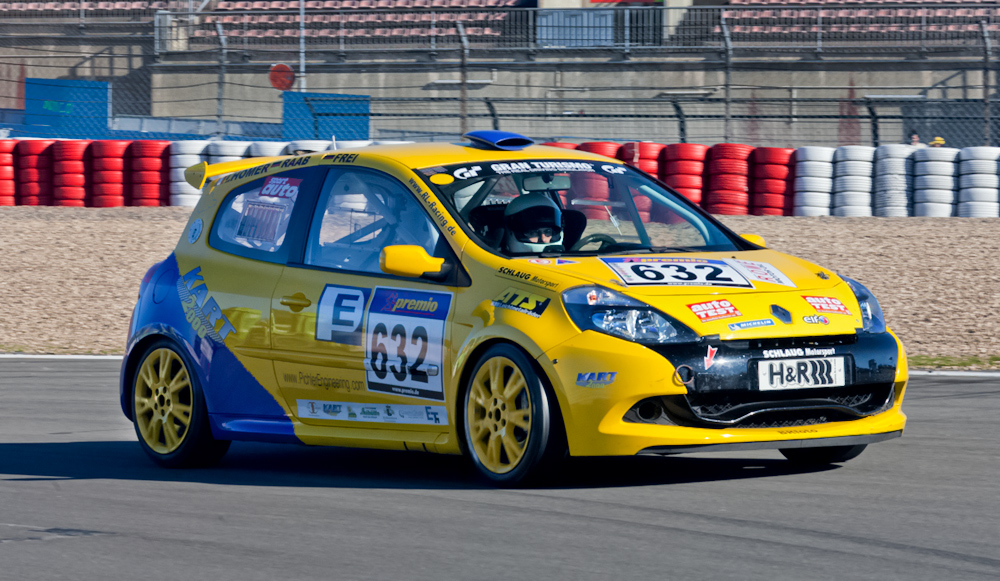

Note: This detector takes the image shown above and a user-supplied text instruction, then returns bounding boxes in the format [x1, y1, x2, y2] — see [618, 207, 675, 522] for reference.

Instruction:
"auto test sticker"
[802, 296, 852, 316]
[365, 287, 453, 401]
[687, 299, 741, 322]
[297, 400, 448, 426]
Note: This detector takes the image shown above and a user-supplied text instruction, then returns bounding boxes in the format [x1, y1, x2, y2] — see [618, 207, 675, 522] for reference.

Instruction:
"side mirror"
[380, 245, 446, 279]
[740, 233, 766, 248]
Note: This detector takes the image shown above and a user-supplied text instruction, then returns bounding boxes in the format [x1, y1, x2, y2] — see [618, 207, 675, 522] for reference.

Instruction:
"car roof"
[340, 142, 625, 170]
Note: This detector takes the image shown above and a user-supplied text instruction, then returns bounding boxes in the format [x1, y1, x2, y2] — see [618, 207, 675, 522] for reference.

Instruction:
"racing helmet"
[503, 193, 563, 254]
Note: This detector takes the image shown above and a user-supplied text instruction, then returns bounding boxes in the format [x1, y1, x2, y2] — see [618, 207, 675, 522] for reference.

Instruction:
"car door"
[271, 166, 461, 430]
[189, 164, 326, 421]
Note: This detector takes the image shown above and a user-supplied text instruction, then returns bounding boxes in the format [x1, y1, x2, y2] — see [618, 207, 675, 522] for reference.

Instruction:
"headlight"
[562, 286, 697, 344]
[842, 276, 886, 334]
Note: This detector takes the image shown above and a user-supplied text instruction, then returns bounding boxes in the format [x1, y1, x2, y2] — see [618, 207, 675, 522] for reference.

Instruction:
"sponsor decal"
[323, 152, 358, 164]
[496, 266, 559, 290]
[803, 296, 852, 316]
[728, 318, 775, 332]
[187, 218, 203, 244]
[576, 372, 617, 388]
[221, 158, 311, 183]
[365, 287, 453, 401]
[316, 284, 372, 346]
[260, 175, 301, 199]
[409, 178, 457, 236]
[281, 370, 364, 392]
[178, 267, 236, 342]
[761, 347, 837, 359]
[453, 165, 482, 179]
[490, 160, 595, 175]
[802, 314, 830, 325]
[523, 258, 577, 266]
[704, 345, 718, 370]
[600, 164, 627, 175]
[492, 287, 551, 318]
[729, 259, 796, 288]
[687, 299, 742, 322]
[601, 257, 754, 288]
[297, 400, 449, 425]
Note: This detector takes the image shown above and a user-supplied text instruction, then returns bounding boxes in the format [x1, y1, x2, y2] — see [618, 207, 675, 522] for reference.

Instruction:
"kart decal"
[316, 284, 372, 346]
[297, 400, 448, 426]
[365, 287, 453, 401]
[687, 299, 742, 322]
[492, 287, 551, 318]
[602, 257, 754, 288]
[802, 296, 853, 316]
[178, 266, 236, 341]
[575, 372, 617, 388]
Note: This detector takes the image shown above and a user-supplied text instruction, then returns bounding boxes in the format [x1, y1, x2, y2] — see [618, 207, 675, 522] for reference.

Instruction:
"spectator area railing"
[1, 4, 998, 58]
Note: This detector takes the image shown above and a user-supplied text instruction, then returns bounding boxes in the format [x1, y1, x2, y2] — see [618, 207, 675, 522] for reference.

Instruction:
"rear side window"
[210, 167, 324, 264]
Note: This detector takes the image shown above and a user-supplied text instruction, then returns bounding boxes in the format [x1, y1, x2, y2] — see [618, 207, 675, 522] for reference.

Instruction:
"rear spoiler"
[183, 155, 293, 190]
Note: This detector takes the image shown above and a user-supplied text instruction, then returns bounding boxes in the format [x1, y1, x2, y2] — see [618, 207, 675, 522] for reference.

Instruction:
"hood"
[513, 250, 865, 339]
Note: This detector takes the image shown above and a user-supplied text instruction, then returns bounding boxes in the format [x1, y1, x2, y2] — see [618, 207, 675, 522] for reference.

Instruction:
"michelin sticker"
[365, 287, 453, 401]
[728, 319, 775, 332]
[297, 400, 448, 426]
[316, 284, 372, 346]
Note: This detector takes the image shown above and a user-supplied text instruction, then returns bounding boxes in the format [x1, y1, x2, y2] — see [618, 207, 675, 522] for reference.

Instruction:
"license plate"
[757, 357, 845, 390]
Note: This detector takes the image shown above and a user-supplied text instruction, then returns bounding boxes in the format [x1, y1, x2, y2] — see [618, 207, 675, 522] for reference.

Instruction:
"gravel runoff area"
[0, 207, 997, 366]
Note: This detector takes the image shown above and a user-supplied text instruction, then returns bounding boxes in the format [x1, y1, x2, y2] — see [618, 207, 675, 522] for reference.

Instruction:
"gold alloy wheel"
[466, 356, 532, 474]
[134, 348, 194, 455]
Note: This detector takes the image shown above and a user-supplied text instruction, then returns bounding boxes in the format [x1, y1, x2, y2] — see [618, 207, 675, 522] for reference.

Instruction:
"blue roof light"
[463, 130, 535, 151]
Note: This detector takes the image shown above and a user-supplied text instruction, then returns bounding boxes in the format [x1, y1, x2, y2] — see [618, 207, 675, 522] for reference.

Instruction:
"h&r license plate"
[757, 357, 846, 390]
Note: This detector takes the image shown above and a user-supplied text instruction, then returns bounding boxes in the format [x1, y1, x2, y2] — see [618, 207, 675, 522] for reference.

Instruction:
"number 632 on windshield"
[601, 257, 754, 288]
[364, 287, 453, 401]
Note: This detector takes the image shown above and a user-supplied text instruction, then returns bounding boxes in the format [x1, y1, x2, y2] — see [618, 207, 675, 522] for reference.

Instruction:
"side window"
[304, 168, 444, 275]
[210, 167, 321, 264]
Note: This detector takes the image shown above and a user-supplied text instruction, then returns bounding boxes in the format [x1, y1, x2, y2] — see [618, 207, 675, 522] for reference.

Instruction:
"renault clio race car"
[121, 131, 907, 485]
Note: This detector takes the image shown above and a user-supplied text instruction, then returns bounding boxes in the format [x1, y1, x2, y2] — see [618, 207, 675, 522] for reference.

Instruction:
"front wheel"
[780, 444, 867, 465]
[462, 344, 565, 486]
[132, 340, 230, 468]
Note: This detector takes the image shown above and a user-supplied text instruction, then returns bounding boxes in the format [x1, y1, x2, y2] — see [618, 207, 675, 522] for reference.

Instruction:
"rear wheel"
[462, 344, 564, 486]
[132, 340, 230, 468]
[780, 444, 867, 465]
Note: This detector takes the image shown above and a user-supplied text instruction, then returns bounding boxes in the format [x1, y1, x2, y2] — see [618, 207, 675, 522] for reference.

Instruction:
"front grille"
[625, 383, 894, 429]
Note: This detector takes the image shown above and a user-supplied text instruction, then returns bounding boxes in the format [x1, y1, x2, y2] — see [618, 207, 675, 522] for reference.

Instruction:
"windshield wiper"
[604, 246, 697, 255]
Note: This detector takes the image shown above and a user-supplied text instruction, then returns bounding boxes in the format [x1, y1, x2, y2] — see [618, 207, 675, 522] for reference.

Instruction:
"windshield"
[419, 159, 742, 256]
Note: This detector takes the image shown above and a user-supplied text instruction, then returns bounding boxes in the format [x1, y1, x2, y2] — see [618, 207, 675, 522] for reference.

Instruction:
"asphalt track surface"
[0, 359, 997, 581]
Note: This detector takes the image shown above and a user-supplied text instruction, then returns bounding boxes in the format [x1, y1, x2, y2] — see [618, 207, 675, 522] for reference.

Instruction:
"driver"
[503, 193, 563, 254]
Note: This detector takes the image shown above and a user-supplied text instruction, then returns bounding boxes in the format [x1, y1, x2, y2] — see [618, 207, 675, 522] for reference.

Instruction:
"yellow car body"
[121, 133, 906, 481]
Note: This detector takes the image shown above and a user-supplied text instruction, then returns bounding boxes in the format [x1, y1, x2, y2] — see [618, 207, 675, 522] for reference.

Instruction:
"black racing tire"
[461, 343, 566, 487]
[131, 339, 230, 468]
[779, 444, 867, 465]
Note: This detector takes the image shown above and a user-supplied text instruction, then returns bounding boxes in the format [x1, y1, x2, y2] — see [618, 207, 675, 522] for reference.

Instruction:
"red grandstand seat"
[449, 0, 467, 7]
[341, 0, 356, 7]
[148, 1, 167, 8]
[287, 0, 298, 7]
[305, 0, 322, 6]
[322, 0, 337, 6]
[430, 0, 445, 6]
[282, 28, 298, 36]
[130, 2, 147, 8]
[376, 0, 390, 6]
[358, 0, 373, 7]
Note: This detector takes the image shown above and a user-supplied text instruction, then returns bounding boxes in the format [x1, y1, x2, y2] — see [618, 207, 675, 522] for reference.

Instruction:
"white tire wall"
[956, 147, 1000, 217]
[167, 142, 210, 207]
[249, 141, 290, 157]
[793, 147, 835, 215]
[873, 144, 916, 217]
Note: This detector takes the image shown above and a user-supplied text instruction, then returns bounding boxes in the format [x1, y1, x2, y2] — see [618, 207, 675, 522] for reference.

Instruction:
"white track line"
[0, 354, 123, 360]
[909, 370, 1000, 378]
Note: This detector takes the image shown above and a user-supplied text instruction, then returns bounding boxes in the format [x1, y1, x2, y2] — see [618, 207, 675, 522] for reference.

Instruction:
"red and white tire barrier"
[129, 140, 170, 207]
[0, 139, 15, 206]
[52, 140, 91, 207]
[660, 143, 708, 206]
[90, 140, 131, 207]
[750, 147, 794, 216]
[15, 139, 55, 206]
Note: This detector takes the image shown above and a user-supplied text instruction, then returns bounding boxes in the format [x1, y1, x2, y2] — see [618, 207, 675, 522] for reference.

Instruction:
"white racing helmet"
[503, 193, 563, 254]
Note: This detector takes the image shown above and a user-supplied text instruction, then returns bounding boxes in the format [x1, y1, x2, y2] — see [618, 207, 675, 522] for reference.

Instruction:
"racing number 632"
[369, 322, 429, 383]
[632, 263, 734, 283]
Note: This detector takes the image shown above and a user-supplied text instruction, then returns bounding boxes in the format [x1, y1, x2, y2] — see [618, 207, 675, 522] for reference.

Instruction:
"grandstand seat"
[341, 0, 356, 7]
[305, 0, 322, 6]
[233, 1, 250, 8]
[216, 1, 232, 7]
[358, 0, 373, 7]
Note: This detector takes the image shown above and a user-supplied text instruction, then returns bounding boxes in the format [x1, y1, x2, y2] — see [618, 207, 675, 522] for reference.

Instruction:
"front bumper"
[538, 329, 908, 457]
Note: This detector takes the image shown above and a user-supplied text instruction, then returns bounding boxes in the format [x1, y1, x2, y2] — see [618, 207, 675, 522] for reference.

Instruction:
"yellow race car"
[120, 131, 906, 485]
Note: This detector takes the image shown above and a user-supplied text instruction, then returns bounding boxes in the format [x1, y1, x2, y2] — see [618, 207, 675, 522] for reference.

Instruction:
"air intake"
[463, 131, 535, 151]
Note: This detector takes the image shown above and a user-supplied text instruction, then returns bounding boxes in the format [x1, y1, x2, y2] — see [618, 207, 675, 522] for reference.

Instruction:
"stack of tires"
[90, 140, 130, 207]
[568, 172, 612, 221]
[705, 143, 754, 215]
[334, 140, 373, 149]
[285, 140, 329, 155]
[913, 147, 960, 217]
[750, 147, 794, 216]
[660, 143, 707, 206]
[169, 141, 210, 207]
[793, 146, 834, 216]
[52, 140, 91, 207]
[957, 147, 1000, 218]
[618, 142, 664, 176]
[832, 146, 875, 217]
[15, 139, 55, 206]
[207, 141, 251, 165]
[540, 142, 578, 150]
[576, 142, 622, 159]
[130, 140, 171, 207]
[249, 141, 289, 157]
[0, 140, 14, 206]
[873, 144, 915, 217]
